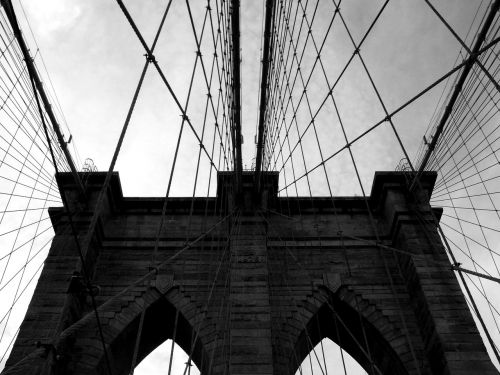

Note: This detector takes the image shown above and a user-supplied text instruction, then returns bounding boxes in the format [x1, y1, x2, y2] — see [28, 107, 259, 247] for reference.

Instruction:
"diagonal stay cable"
[125, 2, 175, 373]
[332, 0, 416, 173]
[266, 0, 340, 172]
[71, 0, 170, 277]
[29, 68, 116, 374]
[0, 261, 44, 364]
[279, 34, 500, 192]
[2, 207, 233, 374]
[424, 0, 500, 94]
[410, 0, 500, 190]
[185, 0, 232, 173]
[272, 0, 395, 173]
[128, 3, 225, 372]
[8, 7, 176, 374]
[114, 0, 218, 171]
[260, 211, 383, 375]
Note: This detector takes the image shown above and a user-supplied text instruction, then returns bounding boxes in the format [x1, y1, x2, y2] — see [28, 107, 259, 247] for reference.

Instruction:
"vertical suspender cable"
[29, 70, 113, 375]
[1, 0, 85, 196]
[255, 0, 275, 191]
[406, 0, 500, 360]
[230, 0, 243, 194]
[410, 0, 500, 191]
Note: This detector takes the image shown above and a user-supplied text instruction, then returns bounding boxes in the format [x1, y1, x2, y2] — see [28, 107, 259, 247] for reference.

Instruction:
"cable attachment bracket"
[451, 262, 462, 271]
[144, 53, 157, 64]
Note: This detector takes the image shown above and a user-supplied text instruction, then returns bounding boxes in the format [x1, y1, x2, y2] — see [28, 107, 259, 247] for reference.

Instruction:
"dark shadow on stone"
[292, 292, 408, 375]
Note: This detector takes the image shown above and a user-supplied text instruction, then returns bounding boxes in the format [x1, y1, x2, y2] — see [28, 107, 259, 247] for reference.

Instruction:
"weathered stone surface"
[3, 171, 497, 375]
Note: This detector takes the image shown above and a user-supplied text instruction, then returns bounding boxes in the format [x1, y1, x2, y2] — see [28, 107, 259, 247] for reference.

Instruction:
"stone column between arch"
[374, 172, 498, 374]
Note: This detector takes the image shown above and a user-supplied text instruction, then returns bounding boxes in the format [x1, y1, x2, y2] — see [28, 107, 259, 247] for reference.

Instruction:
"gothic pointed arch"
[289, 285, 420, 375]
[55, 284, 210, 375]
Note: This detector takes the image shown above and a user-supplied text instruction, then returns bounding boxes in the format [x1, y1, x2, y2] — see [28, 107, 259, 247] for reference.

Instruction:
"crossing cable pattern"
[0, 0, 239, 372]
[256, 2, 400, 370]
[125, 1, 241, 373]
[1, 0, 500, 374]
[414, 0, 500, 361]
[76, 1, 242, 373]
[255, 0, 500, 371]
[0, 1, 85, 366]
[262, 204, 377, 375]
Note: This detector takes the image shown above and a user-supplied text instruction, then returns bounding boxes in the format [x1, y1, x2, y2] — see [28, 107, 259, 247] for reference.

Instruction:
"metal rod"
[255, 0, 275, 191]
[231, 0, 243, 194]
[1, 0, 85, 196]
[409, 0, 500, 192]
[424, 0, 500, 94]
[452, 264, 500, 285]
[436, 221, 500, 362]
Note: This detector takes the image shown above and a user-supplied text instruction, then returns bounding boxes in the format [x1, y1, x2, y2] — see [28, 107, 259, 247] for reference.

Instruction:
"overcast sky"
[7, 0, 497, 373]
[15, 0, 488, 197]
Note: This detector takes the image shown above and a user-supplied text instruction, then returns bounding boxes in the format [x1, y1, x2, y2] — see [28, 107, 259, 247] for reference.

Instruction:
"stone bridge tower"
[3, 171, 498, 374]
